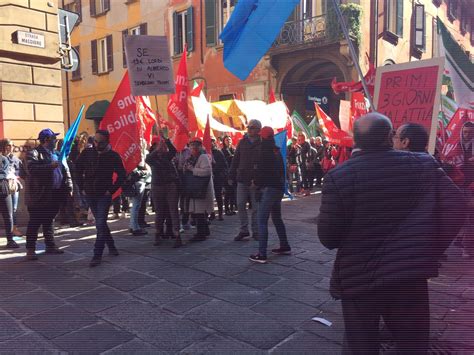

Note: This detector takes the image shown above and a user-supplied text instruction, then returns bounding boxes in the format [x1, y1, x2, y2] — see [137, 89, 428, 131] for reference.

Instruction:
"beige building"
[61, 0, 168, 135]
[0, 0, 65, 150]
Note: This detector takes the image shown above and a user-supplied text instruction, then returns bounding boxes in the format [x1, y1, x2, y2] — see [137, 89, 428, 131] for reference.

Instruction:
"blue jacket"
[318, 148, 467, 299]
[0, 155, 10, 180]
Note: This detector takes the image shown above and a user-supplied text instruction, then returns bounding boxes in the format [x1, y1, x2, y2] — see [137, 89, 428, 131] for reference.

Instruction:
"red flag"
[269, 87, 277, 103]
[190, 81, 205, 97]
[167, 46, 197, 151]
[203, 115, 212, 154]
[441, 108, 474, 168]
[331, 58, 376, 97]
[315, 102, 353, 148]
[349, 92, 368, 132]
[100, 71, 141, 175]
[136, 96, 157, 145]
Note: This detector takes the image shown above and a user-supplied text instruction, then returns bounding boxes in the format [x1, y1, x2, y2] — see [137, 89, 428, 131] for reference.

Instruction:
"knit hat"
[260, 126, 274, 140]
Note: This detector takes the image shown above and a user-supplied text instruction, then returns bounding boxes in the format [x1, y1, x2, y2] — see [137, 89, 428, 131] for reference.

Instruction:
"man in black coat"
[24, 129, 73, 260]
[317, 113, 466, 354]
[211, 138, 228, 221]
[76, 130, 126, 267]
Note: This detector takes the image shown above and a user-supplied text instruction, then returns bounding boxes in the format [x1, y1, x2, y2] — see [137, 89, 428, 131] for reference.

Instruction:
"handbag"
[184, 172, 210, 199]
[0, 179, 11, 198]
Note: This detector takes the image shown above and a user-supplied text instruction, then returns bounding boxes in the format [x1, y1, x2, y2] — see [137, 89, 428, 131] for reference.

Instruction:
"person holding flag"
[24, 129, 73, 260]
[75, 130, 126, 267]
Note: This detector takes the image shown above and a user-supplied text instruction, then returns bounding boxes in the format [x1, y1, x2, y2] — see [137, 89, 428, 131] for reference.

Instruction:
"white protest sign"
[125, 35, 175, 96]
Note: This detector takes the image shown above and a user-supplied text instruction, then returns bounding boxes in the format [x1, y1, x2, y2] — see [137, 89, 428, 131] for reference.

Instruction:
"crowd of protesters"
[1, 112, 473, 353]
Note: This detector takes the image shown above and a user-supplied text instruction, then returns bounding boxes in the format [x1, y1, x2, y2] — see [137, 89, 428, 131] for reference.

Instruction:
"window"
[64, 0, 82, 23]
[413, 4, 425, 52]
[448, 0, 457, 21]
[91, 35, 113, 75]
[72, 45, 81, 80]
[90, 0, 110, 17]
[205, 1, 236, 47]
[173, 7, 194, 55]
[219, 94, 235, 101]
[384, 0, 403, 38]
[122, 23, 147, 67]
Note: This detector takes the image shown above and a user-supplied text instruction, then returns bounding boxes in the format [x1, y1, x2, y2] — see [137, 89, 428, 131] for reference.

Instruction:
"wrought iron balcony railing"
[271, 14, 343, 50]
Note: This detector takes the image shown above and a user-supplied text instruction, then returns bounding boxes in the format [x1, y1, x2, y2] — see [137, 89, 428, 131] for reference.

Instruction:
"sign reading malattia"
[124, 35, 175, 96]
[373, 57, 444, 153]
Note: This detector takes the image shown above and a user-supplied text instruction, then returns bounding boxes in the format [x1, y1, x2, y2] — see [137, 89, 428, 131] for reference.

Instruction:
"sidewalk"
[0, 193, 472, 354]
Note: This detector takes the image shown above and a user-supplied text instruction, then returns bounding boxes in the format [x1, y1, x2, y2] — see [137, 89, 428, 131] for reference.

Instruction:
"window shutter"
[396, 0, 403, 37]
[89, 0, 96, 16]
[414, 4, 425, 50]
[104, 0, 110, 12]
[173, 11, 179, 55]
[106, 34, 113, 72]
[140, 23, 148, 35]
[91, 39, 98, 74]
[205, 0, 216, 46]
[72, 46, 81, 79]
[186, 6, 194, 52]
[76, 0, 82, 22]
[122, 29, 128, 68]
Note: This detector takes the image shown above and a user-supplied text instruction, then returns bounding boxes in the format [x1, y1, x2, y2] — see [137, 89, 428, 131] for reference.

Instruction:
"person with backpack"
[124, 165, 149, 236]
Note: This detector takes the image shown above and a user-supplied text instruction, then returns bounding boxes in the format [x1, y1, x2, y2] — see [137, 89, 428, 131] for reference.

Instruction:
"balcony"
[270, 4, 362, 55]
[271, 14, 341, 53]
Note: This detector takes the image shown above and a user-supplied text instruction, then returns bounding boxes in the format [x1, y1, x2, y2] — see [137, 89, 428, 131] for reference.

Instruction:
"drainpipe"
[61, 0, 71, 129]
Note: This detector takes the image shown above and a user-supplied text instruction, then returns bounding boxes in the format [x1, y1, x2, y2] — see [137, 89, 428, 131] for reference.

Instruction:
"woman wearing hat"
[183, 138, 214, 241]
[249, 127, 291, 263]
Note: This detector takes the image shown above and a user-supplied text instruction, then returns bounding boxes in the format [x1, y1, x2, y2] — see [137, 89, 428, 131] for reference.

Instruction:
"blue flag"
[220, 0, 299, 81]
[274, 130, 293, 199]
[59, 104, 85, 164]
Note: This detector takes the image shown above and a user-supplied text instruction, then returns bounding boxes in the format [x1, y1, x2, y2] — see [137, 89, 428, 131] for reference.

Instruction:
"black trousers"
[0, 194, 13, 240]
[341, 279, 430, 355]
[213, 177, 224, 215]
[224, 183, 236, 211]
[26, 203, 61, 250]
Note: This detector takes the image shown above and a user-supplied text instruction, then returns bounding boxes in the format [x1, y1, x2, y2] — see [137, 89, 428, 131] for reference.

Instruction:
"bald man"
[317, 113, 466, 354]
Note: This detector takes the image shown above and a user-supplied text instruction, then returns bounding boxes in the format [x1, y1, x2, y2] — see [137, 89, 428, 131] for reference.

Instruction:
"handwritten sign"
[124, 35, 175, 96]
[373, 57, 444, 153]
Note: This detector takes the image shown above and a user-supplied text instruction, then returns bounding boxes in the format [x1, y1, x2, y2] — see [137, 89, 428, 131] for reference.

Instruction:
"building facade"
[61, 0, 168, 134]
[0, 0, 64, 148]
[63, 0, 473, 132]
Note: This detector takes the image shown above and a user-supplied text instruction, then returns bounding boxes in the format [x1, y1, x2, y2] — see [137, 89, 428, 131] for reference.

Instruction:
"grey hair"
[247, 119, 262, 129]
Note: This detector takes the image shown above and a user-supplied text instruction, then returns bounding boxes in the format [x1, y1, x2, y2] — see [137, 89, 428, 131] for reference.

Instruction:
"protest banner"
[315, 102, 353, 148]
[125, 35, 175, 96]
[373, 57, 444, 153]
[99, 71, 141, 177]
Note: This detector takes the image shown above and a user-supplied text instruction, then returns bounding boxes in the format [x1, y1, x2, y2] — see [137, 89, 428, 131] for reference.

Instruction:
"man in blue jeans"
[76, 130, 126, 267]
[249, 127, 291, 263]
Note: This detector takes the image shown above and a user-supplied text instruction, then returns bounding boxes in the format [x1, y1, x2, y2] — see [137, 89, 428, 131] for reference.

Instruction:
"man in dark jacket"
[229, 119, 262, 241]
[317, 113, 466, 354]
[145, 134, 181, 247]
[76, 130, 126, 267]
[24, 129, 73, 260]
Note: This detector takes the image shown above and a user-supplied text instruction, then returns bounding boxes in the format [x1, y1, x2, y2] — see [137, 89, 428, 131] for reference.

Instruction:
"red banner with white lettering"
[100, 71, 141, 174]
[167, 46, 197, 151]
[136, 96, 157, 145]
[441, 108, 474, 166]
[315, 102, 353, 148]
[350, 92, 368, 132]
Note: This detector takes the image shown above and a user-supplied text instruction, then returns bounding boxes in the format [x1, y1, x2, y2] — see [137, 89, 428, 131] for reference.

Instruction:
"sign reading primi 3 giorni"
[12, 31, 45, 48]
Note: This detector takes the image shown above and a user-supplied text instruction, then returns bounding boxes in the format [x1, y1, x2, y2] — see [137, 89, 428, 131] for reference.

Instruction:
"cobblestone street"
[0, 193, 473, 354]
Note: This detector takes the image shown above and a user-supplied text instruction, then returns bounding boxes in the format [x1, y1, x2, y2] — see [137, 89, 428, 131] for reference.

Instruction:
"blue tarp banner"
[220, 0, 299, 81]
[274, 130, 293, 199]
[59, 104, 85, 164]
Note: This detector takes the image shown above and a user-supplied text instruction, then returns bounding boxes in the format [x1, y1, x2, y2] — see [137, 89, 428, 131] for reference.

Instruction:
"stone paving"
[0, 193, 473, 354]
